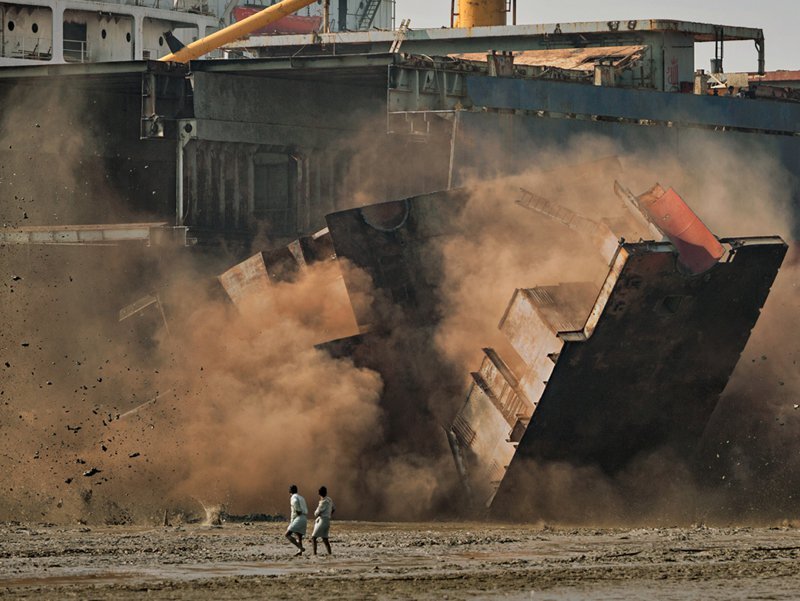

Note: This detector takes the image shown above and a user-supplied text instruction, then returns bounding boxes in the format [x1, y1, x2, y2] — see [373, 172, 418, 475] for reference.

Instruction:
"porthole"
[101, 29, 107, 39]
[126, 32, 131, 42]
[31, 23, 38, 33]
[7, 21, 15, 31]
[158, 36, 164, 46]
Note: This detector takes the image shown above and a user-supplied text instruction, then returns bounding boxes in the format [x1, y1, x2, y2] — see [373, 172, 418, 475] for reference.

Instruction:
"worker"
[285, 484, 308, 556]
[312, 486, 335, 555]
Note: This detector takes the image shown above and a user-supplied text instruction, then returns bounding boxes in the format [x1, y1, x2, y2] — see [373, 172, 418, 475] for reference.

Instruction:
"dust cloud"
[0, 248, 388, 523]
[0, 81, 161, 227]
[0, 233, 464, 523]
[1, 82, 798, 528]
[427, 132, 799, 525]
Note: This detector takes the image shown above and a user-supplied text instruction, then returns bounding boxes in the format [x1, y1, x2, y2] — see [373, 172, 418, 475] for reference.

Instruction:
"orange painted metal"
[232, 9, 322, 35]
[160, 0, 316, 63]
[454, 0, 507, 27]
[638, 184, 725, 274]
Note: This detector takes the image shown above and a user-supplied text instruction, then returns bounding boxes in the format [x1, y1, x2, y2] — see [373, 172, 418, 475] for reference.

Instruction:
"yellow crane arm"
[160, 0, 318, 63]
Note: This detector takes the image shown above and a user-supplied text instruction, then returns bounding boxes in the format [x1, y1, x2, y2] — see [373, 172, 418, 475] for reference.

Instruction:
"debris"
[82, 468, 101, 477]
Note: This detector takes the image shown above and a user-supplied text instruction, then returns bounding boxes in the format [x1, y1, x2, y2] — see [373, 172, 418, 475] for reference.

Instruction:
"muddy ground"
[2, 521, 800, 600]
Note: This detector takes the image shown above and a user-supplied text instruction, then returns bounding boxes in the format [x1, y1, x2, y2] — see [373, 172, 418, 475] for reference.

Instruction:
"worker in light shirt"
[312, 486, 335, 555]
[285, 484, 308, 556]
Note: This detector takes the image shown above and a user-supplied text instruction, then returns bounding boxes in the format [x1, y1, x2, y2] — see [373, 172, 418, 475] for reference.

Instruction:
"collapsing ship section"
[448, 186, 787, 514]
[216, 180, 788, 518]
[218, 190, 471, 469]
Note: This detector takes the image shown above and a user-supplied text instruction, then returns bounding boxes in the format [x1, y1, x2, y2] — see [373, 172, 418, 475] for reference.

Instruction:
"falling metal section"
[490, 234, 786, 517]
[448, 186, 788, 515]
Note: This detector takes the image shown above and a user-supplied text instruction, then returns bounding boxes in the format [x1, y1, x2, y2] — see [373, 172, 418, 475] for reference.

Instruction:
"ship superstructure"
[0, 0, 395, 65]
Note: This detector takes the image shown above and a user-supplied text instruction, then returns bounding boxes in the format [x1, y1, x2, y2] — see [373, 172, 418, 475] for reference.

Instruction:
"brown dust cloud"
[0, 87, 798, 526]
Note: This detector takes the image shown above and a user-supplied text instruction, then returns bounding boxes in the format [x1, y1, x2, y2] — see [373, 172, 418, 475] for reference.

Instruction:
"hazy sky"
[395, 1, 799, 72]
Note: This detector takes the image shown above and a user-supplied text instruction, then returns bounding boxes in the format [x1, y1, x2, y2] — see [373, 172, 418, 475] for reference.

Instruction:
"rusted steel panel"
[451, 359, 524, 507]
[218, 252, 274, 305]
[218, 227, 334, 305]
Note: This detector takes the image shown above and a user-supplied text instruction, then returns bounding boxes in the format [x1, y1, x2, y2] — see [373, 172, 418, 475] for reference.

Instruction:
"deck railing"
[1, 36, 52, 60]
[63, 38, 89, 62]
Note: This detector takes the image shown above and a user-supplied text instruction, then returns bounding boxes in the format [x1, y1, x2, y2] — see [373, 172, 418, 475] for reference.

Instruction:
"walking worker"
[312, 486, 335, 555]
[285, 484, 308, 556]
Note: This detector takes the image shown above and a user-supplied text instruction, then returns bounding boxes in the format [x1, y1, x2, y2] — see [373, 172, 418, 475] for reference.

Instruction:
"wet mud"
[3, 520, 800, 600]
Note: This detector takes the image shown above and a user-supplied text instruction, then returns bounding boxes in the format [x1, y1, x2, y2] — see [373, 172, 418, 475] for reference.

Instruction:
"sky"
[395, 0, 799, 72]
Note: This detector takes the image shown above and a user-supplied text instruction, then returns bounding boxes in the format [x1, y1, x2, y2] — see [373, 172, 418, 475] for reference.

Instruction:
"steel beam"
[0, 223, 190, 246]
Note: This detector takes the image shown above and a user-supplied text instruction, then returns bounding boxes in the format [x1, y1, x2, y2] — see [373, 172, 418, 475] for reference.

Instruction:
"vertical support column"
[338, 0, 347, 31]
[447, 111, 460, 190]
[293, 153, 310, 234]
[218, 145, 226, 230]
[755, 35, 765, 76]
[176, 138, 183, 226]
[328, 151, 336, 212]
[51, 4, 65, 62]
[247, 146, 256, 226]
[713, 25, 724, 73]
[133, 14, 144, 60]
[233, 150, 241, 229]
[188, 140, 197, 225]
[313, 150, 322, 219]
[176, 119, 195, 226]
[203, 144, 213, 227]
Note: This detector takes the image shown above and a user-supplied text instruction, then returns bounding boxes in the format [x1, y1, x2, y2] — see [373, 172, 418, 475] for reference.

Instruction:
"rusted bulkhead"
[218, 227, 335, 303]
